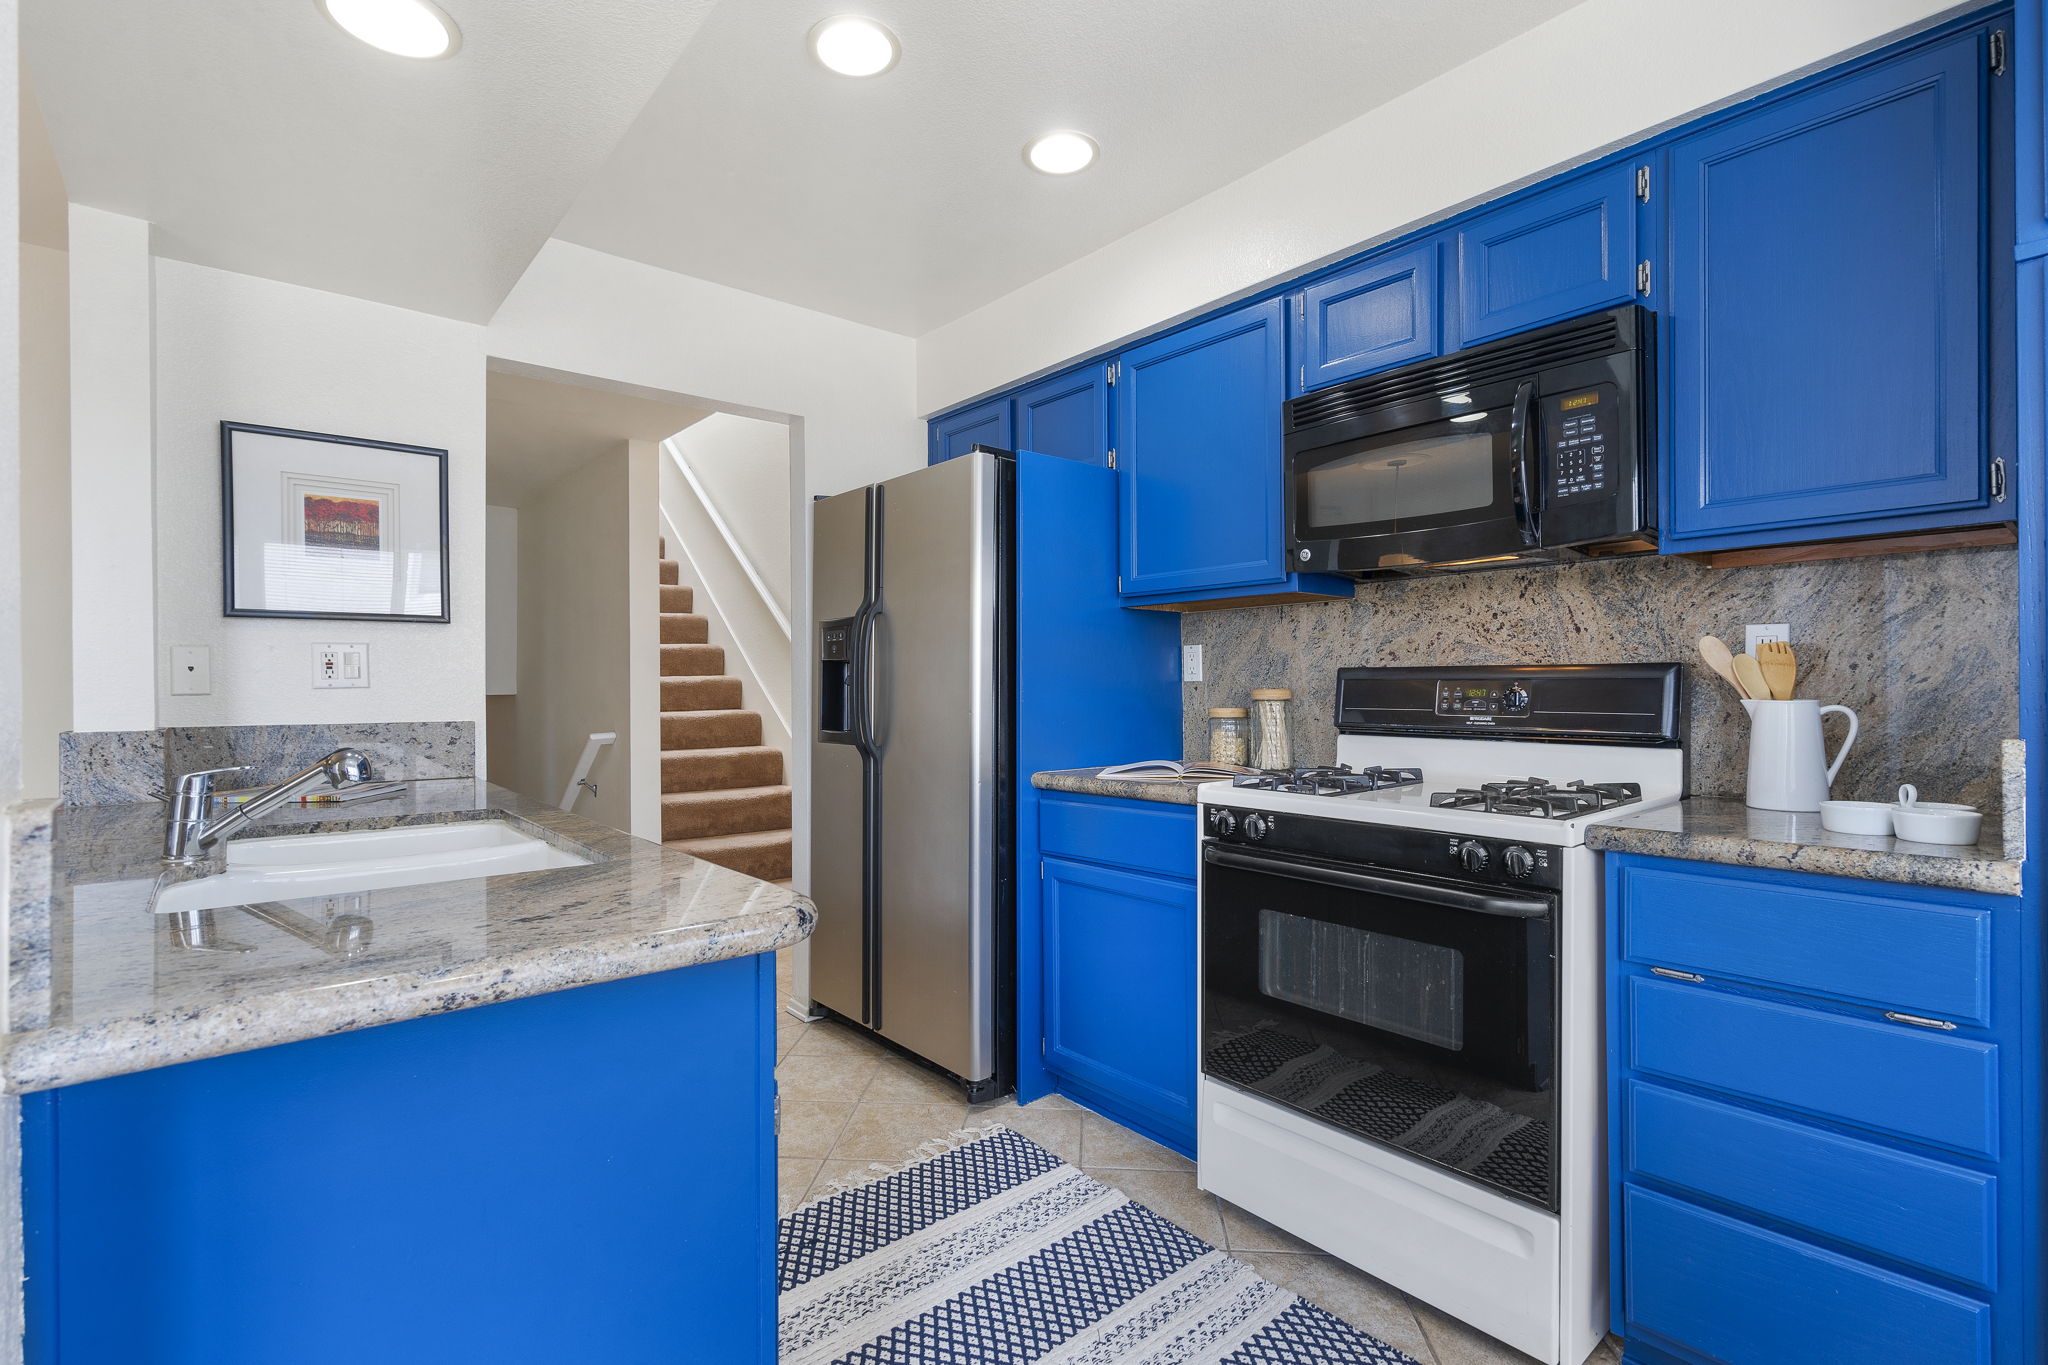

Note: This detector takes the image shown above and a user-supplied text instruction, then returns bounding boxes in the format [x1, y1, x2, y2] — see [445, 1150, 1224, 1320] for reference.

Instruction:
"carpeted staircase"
[657, 554, 793, 881]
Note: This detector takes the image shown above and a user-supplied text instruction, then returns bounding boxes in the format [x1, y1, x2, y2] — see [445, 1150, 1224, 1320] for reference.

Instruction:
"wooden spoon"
[1697, 636, 1743, 696]
[1731, 652, 1771, 702]
[1756, 639, 1797, 701]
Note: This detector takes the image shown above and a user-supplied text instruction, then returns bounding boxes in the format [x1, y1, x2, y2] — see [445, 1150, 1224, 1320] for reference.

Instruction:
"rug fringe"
[807, 1122, 1010, 1201]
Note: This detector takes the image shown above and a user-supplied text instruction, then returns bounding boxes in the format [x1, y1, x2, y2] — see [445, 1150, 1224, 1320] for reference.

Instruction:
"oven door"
[1286, 378, 1538, 573]
[1200, 841, 1558, 1210]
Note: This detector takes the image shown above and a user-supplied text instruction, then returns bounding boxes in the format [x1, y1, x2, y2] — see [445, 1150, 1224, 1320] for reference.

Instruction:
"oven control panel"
[1203, 806, 1563, 892]
[1435, 680, 1533, 718]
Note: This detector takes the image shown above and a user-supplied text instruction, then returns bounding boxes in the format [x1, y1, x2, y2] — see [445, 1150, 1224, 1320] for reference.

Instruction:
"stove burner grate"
[1232, 763, 1425, 797]
[1428, 777, 1643, 820]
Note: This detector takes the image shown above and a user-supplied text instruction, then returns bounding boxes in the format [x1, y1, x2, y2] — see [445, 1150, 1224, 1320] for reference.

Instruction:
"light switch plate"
[1182, 645, 1204, 683]
[312, 643, 370, 689]
[1745, 623, 1791, 655]
[169, 645, 211, 695]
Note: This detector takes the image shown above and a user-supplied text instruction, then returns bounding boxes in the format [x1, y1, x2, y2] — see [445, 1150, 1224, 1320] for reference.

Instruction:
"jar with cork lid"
[1250, 689, 1294, 771]
[1208, 708, 1250, 767]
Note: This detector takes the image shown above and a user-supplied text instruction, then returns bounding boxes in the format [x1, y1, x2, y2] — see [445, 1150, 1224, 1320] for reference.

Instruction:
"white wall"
[151, 258, 486, 733]
[916, 0, 1970, 413]
[667, 411, 792, 616]
[18, 244, 65, 796]
[483, 504, 517, 695]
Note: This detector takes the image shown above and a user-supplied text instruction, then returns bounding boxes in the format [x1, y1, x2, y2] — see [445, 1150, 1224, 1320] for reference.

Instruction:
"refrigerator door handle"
[859, 485, 886, 1028]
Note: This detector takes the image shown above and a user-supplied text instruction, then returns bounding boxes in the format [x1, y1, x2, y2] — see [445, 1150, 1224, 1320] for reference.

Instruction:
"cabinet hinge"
[1635, 260, 1652, 296]
[1299, 364, 1307, 389]
[1106, 448, 1118, 469]
[1038, 860, 1045, 880]
[1117, 576, 1123, 592]
[774, 1091, 782, 1136]
[1106, 360, 1118, 386]
[1991, 28, 2008, 75]
[1991, 456, 2008, 502]
[1296, 296, 1306, 321]
[1635, 165, 1651, 203]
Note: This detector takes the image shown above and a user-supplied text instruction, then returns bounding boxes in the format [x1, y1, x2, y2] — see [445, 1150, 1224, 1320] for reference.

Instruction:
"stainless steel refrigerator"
[809, 452, 1011, 1100]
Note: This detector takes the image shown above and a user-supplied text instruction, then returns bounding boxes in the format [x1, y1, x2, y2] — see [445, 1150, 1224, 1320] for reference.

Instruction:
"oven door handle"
[1508, 379, 1540, 547]
[1203, 844, 1553, 919]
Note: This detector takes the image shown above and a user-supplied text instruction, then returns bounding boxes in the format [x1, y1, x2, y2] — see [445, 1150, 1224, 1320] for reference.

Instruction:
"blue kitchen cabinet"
[1606, 853, 2037, 1365]
[1015, 363, 1113, 466]
[1453, 163, 1642, 347]
[1035, 792, 1198, 1156]
[928, 396, 1012, 465]
[1290, 242, 1444, 393]
[1662, 28, 2001, 550]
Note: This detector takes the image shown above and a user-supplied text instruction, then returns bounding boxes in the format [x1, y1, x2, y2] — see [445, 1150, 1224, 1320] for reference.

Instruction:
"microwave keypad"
[1543, 387, 1617, 503]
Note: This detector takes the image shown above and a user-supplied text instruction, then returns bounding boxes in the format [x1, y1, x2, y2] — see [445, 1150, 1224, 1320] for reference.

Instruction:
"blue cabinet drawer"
[1037, 793, 1195, 881]
[1623, 1186, 1990, 1365]
[1626, 976, 1998, 1156]
[1625, 1081, 1996, 1287]
[1616, 860, 1992, 1023]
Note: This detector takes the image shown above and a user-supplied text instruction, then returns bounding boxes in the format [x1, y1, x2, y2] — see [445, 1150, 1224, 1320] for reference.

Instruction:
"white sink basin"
[152, 820, 594, 915]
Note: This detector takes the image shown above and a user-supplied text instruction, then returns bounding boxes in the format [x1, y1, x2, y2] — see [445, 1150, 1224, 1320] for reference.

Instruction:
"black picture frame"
[219, 421, 452, 623]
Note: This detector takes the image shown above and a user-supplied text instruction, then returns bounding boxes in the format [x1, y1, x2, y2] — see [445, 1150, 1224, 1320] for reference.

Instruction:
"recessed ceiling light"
[1026, 131, 1098, 175]
[809, 16, 899, 77]
[319, 0, 461, 59]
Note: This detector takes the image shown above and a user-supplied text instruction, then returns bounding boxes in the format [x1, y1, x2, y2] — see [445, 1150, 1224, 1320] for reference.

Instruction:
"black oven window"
[1303, 427, 1496, 526]
[1258, 909, 1464, 1050]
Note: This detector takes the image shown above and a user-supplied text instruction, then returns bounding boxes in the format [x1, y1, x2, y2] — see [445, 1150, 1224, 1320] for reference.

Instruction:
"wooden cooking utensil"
[1756, 639, 1797, 700]
[1731, 652, 1771, 702]
[1697, 636, 1743, 696]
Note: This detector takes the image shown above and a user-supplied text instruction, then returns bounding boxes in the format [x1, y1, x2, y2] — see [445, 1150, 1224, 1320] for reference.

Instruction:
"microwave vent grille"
[1287, 308, 1628, 430]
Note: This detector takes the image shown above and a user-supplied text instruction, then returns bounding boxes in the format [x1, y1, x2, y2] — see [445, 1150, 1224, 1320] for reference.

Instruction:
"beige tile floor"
[773, 950, 1621, 1365]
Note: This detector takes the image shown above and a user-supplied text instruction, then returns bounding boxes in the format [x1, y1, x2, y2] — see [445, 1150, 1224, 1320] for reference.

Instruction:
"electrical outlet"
[312, 643, 370, 689]
[169, 645, 211, 696]
[1182, 645, 1204, 683]
[1745, 623, 1791, 655]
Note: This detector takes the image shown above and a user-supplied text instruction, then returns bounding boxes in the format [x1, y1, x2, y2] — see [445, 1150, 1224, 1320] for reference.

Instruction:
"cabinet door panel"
[1455, 165, 1637, 345]
[1293, 244, 1441, 393]
[1665, 34, 1986, 539]
[1016, 366, 1110, 466]
[929, 398, 1012, 465]
[1116, 299, 1287, 596]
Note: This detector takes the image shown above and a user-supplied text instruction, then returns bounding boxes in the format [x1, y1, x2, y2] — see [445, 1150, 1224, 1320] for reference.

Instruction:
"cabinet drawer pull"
[1651, 967, 1706, 983]
[1884, 1010, 1958, 1031]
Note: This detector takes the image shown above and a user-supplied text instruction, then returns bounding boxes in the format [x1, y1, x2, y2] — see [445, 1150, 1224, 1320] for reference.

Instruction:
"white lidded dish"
[1818, 800, 1894, 836]
[1890, 784, 1984, 846]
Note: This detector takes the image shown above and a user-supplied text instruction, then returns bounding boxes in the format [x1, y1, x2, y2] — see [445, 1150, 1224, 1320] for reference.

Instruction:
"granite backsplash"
[1179, 546, 2016, 812]
[58, 721, 477, 806]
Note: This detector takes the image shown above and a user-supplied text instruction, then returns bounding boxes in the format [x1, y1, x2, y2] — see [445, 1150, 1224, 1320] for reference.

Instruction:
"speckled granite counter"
[1032, 767, 1216, 806]
[4, 781, 813, 1093]
[1588, 797, 2021, 895]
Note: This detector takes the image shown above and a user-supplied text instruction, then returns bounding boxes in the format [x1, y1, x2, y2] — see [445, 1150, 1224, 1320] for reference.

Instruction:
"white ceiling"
[486, 368, 710, 506]
[23, 0, 720, 321]
[554, 0, 1584, 334]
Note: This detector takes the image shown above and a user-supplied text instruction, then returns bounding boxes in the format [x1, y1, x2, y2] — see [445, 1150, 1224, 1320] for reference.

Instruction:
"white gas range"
[1193, 664, 1686, 1365]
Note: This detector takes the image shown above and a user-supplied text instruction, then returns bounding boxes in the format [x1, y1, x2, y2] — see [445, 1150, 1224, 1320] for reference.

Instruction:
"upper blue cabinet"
[1454, 164, 1642, 346]
[928, 397, 1011, 465]
[1663, 29, 1996, 549]
[1116, 299, 1289, 598]
[1015, 364, 1112, 466]
[1290, 243, 1443, 394]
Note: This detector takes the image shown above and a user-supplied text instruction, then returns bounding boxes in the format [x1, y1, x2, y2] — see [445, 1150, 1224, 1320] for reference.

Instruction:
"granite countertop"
[1588, 797, 2022, 895]
[1031, 767, 1217, 806]
[5, 780, 814, 1093]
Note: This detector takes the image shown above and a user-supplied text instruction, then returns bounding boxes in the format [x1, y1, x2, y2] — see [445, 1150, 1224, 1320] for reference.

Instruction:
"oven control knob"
[1213, 809, 1238, 837]
[1244, 813, 1269, 840]
[1458, 840, 1489, 874]
[1503, 845, 1535, 879]
[1503, 685, 1531, 712]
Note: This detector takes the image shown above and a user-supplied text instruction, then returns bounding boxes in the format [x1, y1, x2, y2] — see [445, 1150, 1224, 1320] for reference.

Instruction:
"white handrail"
[560, 731, 617, 812]
[662, 438, 791, 636]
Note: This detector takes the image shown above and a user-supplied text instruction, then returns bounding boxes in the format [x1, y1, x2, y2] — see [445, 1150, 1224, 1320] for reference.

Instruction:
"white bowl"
[1890, 803, 1982, 846]
[1819, 800, 1894, 836]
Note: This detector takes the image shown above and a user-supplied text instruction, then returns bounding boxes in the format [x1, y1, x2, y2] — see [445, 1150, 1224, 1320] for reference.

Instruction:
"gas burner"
[1233, 763, 1425, 797]
[1428, 777, 1643, 820]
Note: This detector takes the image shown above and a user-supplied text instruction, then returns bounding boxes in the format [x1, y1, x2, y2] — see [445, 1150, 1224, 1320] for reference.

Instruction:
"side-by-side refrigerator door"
[808, 486, 873, 1023]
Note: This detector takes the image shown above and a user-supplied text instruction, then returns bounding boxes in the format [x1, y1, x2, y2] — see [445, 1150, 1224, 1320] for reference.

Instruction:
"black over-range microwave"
[1283, 304, 1656, 578]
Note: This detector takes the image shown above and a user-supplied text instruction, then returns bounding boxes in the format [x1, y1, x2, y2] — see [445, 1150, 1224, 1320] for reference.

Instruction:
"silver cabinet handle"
[1884, 1011, 1958, 1031]
[1650, 967, 1705, 983]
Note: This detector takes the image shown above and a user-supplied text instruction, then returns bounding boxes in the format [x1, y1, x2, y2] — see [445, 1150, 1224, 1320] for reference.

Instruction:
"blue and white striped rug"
[778, 1125, 1420, 1364]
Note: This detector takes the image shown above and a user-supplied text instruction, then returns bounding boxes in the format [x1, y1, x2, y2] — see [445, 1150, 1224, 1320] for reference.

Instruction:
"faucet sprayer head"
[323, 749, 374, 786]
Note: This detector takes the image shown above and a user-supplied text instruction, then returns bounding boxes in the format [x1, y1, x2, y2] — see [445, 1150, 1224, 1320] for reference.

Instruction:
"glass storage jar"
[1208, 708, 1250, 766]
[1250, 689, 1293, 770]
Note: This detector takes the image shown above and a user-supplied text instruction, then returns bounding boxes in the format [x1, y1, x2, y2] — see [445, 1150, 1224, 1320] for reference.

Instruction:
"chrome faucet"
[162, 749, 375, 864]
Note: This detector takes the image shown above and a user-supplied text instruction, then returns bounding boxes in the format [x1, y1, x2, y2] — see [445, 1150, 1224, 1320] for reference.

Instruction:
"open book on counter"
[1095, 760, 1263, 782]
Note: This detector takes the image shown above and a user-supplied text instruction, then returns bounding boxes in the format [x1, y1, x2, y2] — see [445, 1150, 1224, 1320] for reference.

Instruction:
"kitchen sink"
[151, 820, 595, 915]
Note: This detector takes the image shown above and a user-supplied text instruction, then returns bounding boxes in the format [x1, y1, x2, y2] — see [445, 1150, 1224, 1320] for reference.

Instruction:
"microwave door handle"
[1203, 844, 1551, 919]
[1508, 379, 1540, 547]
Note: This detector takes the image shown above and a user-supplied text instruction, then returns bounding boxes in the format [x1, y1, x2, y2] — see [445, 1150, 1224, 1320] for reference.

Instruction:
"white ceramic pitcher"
[1741, 699, 1860, 812]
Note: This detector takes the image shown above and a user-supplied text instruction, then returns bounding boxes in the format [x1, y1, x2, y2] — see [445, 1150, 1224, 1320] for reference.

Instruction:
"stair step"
[661, 785, 792, 841]
[662, 643, 726, 677]
[662, 675, 743, 711]
[662, 708, 762, 749]
[660, 584, 695, 613]
[662, 745, 784, 792]
[667, 829, 793, 882]
[660, 612, 710, 644]
[659, 558, 681, 585]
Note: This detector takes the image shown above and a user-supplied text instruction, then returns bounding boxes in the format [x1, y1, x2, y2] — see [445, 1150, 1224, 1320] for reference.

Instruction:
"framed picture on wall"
[220, 421, 451, 622]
